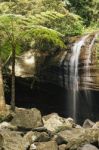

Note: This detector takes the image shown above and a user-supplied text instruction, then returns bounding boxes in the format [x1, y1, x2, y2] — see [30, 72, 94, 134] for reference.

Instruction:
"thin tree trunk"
[0, 60, 6, 112]
[11, 45, 15, 111]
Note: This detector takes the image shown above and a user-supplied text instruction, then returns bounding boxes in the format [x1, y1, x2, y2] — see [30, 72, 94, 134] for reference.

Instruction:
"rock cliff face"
[12, 32, 99, 91]
[79, 33, 99, 90]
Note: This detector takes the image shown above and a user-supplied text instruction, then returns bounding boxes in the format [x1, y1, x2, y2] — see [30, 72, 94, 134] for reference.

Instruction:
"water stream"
[69, 35, 88, 121]
[68, 34, 98, 122]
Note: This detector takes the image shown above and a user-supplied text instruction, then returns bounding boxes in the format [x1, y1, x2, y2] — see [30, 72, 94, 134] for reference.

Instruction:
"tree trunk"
[0, 61, 6, 112]
[11, 45, 15, 111]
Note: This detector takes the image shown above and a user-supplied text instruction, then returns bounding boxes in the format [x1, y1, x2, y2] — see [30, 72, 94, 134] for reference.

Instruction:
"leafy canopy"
[29, 11, 83, 35]
[24, 26, 66, 52]
[0, 0, 85, 62]
[0, 14, 28, 61]
[68, 0, 99, 26]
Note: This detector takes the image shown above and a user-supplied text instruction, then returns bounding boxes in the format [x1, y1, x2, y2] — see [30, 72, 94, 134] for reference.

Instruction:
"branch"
[2, 52, 12, 68]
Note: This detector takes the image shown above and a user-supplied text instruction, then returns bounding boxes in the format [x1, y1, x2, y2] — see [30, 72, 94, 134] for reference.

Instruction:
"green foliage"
[84, 24, 99, 34]
[0, 1, 84, 37]
[0, 14, 28, 36]
[0, 14, 28, 62]
[0, 40, 21, 62]
[0, 13, 67, 61]
[0, 0, 97, 64]
[68, 0, 99, 26]
[29, 11, 83, 35]
[0, 0, 66, 15]
[24, 26, 66, 52]
[42, 0, 65, 13]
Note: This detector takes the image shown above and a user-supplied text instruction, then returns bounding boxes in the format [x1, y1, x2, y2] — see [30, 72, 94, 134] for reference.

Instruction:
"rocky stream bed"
[0, 106, 99, 150]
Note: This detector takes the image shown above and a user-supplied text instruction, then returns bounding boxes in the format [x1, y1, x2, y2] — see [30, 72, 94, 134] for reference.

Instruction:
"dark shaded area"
[5, 77, 99, 125]
[64, 89, 99, 124]
[5, 77, 67, 117]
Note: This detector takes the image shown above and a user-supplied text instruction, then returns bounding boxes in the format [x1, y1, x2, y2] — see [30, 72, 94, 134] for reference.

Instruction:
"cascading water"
[69, 35, 88, 121]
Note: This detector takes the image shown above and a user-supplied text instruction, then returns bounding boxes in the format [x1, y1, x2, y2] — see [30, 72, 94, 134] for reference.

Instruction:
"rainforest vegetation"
[0, 0, 99, 59]
[0, 0, 99, 112]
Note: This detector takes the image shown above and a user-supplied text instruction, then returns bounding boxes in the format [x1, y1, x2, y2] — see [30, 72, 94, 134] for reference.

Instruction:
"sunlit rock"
[92, 122, 99, 129]
[43, 113, 75, 133]
[24, 52, 35, 65]
[30, 143, 37, 150]
[9, 50, 36, 77]
[43, 113, 64, 132]
[0, 121, 17, 130]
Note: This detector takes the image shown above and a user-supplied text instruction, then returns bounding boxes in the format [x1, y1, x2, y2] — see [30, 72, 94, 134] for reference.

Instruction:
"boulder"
[23, 131, 50, 145]
[64, 117, 76, 128]
[93, 122, 99, 129]
[83, 119, 95, 128]
[34, 132, 50, 142]
[0, 122, 17, 130]
[59, 144, 66, 150]
[43, 113, 75, 133]
[0, 129, 27, 150]
[53, 134, 67, 145]
[56, 128, 99, 149]
[75, 125, 82, 129]
[77, 144, 99, 150]
[30, 143, 37, 150]
[35, 141, 58, 150]
[23, 131, 36, 148]
[11, 107, 43, 130]
[43, 113, 63, 133]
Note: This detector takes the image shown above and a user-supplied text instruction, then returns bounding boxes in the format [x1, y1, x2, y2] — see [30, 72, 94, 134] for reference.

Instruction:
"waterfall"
[69, 35, 88, 121]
